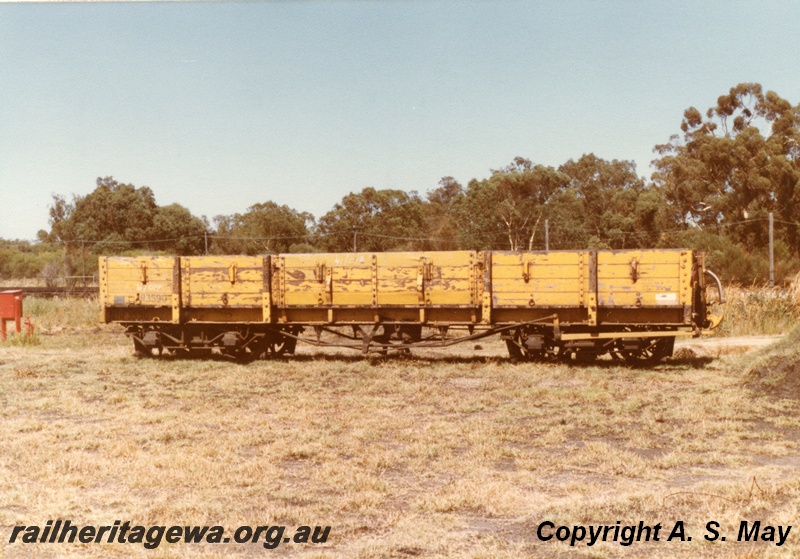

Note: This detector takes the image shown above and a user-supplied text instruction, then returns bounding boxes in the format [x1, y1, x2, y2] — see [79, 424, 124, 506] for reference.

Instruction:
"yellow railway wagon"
[99, 248, 723, 362]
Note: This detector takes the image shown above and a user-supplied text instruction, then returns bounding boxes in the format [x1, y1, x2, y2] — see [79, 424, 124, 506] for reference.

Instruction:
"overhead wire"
[0, 214, 794, 251]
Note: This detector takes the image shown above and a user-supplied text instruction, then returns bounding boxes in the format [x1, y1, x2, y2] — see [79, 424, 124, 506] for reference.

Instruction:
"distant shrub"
[716, 280, 800, 337]
[666, 229, 800, 285]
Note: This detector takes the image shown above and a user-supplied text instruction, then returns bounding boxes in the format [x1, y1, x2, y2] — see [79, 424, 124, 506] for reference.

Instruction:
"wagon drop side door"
[490, 251, 593, 320]
[99, 256, 179, 322]
[181, 256, 267, 308]
[375, 251, 478, 307]
[596, 249, 692, 324]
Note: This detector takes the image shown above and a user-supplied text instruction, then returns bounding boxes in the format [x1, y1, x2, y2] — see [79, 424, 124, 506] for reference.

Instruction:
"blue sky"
[1, 1, 799, 240]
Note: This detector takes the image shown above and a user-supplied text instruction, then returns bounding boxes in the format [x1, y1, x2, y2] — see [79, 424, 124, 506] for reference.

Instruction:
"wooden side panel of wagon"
[376, 251, 480, 324]
[273, 251, 481, 324]
[180, 256, 269, 322]
[274, 253, 372, 323]
[374, 251, 477, 306]
[596, 249, 691, 325]
[489, 251, 593, 324]
[274, 253, 367, 308]
[99, 256, 179, 323]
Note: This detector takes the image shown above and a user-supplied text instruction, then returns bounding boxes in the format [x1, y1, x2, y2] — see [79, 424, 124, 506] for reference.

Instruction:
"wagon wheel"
[619, 337, 674, 364]
[263, 332, 300, 358]
[235, 330, 296, 360]
[265, 339, 289, 357]
[505, 337, 525, 360]
[619, 343, 660, 364]
[609, 327, 667, 363]
[506, 330, 561, 362]
[133, 337, 150, 356]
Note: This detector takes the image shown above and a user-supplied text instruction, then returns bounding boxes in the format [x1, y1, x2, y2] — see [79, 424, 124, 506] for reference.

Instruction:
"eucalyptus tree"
[652, 83, 800, 255]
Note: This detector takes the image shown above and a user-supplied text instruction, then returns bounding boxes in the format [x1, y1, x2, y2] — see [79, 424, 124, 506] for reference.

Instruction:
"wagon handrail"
[704, 269, 725, 304]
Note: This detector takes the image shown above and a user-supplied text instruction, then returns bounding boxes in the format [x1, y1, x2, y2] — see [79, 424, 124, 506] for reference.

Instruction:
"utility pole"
[545, 220, 549, 252]
[204, 231, 208, 255]
[352, 226, 361, 252]
[769, 212, 774, 288]
[81, 240, 85, 286]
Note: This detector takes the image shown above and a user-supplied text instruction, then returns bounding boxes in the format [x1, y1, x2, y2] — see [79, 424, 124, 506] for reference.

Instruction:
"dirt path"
[675, 334, 784, 356]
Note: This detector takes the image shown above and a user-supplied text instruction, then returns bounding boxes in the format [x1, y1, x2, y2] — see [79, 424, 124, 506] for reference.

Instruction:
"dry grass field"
[716, 283, 800, 337]
[1, 297, 799, 558]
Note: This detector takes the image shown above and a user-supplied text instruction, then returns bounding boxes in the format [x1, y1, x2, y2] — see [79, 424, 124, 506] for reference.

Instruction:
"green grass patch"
[1, 330, 40, 347]
[17, 296, 100, 330]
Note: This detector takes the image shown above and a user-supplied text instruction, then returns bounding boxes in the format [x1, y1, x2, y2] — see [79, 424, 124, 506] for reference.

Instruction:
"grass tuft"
[1, 330, 40, 346]
[742, 325, 800, 398]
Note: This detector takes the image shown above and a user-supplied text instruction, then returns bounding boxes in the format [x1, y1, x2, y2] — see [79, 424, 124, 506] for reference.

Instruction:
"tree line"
[2, 83, 799, 284]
